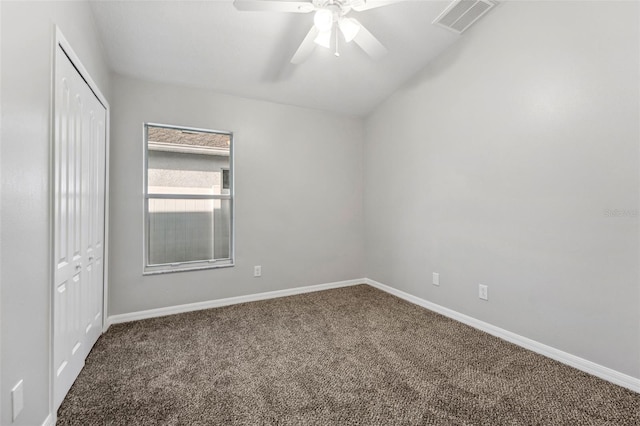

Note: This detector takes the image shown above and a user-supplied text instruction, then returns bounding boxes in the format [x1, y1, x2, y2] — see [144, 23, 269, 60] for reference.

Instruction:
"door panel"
[53, 44, 107, 409]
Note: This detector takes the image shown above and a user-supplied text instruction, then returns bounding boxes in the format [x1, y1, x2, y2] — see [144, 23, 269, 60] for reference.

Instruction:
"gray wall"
[0, 1, 110, 424]
[364, 0, 640, 378]
[108, 73, 365, 315]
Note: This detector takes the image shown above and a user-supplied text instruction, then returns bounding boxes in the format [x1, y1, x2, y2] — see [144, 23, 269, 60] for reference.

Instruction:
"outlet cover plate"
[479, 284, 488, 301]
[432, 272, 440, 286]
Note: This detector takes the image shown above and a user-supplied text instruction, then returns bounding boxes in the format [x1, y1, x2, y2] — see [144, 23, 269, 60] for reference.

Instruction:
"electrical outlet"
[254, 265, 262, 277]
[12, 380, 23, 421]
[432, 272, 440, 286]
[479, 284, 488, 301]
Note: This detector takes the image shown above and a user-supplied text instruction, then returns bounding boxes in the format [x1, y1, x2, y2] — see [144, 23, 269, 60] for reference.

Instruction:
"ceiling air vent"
[433, 0, 496, 34]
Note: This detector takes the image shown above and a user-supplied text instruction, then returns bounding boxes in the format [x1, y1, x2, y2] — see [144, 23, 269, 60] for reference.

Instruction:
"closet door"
[53, 45, 106, 410]
[81, 76, 106, 359]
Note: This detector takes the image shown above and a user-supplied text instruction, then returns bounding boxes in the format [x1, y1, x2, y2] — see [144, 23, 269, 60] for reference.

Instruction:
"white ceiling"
[89, 0, 461, 116]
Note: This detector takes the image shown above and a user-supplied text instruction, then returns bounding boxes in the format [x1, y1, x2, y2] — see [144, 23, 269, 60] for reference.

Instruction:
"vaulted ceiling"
[89, 0, 463, 116]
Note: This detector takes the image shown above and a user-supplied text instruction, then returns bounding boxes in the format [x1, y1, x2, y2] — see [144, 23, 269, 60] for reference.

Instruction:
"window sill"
[143, 261, 234, 276]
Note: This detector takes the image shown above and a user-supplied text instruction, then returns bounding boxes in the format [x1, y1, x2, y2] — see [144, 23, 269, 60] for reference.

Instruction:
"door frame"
[49, 26, 111, 422]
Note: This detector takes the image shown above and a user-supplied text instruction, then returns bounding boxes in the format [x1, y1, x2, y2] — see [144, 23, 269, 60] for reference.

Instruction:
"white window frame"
[142, 123, 234, 275]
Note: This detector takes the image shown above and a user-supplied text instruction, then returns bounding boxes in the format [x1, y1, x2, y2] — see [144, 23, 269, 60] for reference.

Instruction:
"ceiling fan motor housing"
[313, 0, 359, 15]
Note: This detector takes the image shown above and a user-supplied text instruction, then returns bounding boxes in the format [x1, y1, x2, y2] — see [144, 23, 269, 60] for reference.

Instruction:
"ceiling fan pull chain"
[334, 25, 340, 57]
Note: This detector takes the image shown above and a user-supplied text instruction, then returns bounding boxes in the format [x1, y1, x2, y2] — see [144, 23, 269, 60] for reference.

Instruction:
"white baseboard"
[365, 278, 640, 394]
[106, 278, 364, 327]
[41, 413, 54, 426]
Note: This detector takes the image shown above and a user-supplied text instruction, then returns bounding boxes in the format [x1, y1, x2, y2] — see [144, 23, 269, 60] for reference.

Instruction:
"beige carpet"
[57, 285, 640, 425]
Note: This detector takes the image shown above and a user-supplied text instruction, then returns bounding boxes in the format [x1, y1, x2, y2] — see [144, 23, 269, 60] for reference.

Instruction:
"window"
[143, 124, 233, 274]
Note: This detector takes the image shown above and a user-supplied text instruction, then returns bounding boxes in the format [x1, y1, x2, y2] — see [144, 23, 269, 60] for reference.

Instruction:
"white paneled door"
[53, 44, 107, 409]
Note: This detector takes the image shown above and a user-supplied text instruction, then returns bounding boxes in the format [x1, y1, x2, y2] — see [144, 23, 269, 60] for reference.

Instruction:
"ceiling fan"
[233, 0, 401, 64]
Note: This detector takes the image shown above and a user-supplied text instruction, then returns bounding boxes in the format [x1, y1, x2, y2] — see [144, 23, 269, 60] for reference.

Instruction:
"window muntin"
[144, 124, 233, 274]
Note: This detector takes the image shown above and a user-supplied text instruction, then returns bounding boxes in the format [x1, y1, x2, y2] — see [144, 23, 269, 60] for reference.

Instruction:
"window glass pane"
[147, 127, 230, 196]
[148, 198, 231, 265]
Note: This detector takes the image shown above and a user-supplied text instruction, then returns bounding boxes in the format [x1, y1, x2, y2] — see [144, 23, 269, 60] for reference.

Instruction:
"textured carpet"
[57, 285, 640, 425]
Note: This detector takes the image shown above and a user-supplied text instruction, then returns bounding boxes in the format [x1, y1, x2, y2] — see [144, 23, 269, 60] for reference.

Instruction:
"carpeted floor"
[57, 285, 640, 425]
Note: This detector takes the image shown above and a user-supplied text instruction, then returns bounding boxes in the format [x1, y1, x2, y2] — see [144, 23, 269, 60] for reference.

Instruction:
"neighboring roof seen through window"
[147, 127, 230, 153]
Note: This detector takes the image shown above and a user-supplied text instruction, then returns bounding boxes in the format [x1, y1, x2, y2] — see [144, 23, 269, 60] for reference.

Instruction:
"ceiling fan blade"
[291, 26, 320, 64]
[233, 0, 315, 13]
[350, 0, 403, 12]
[351, 19, 388, 60]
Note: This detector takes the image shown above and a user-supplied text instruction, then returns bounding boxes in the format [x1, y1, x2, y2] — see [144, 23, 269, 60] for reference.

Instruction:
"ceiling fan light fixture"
[313, 8, 334, 32]
[232, 0, 392, 64]
[338, 17, 360, 42]
[314, 29, 332, 49]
